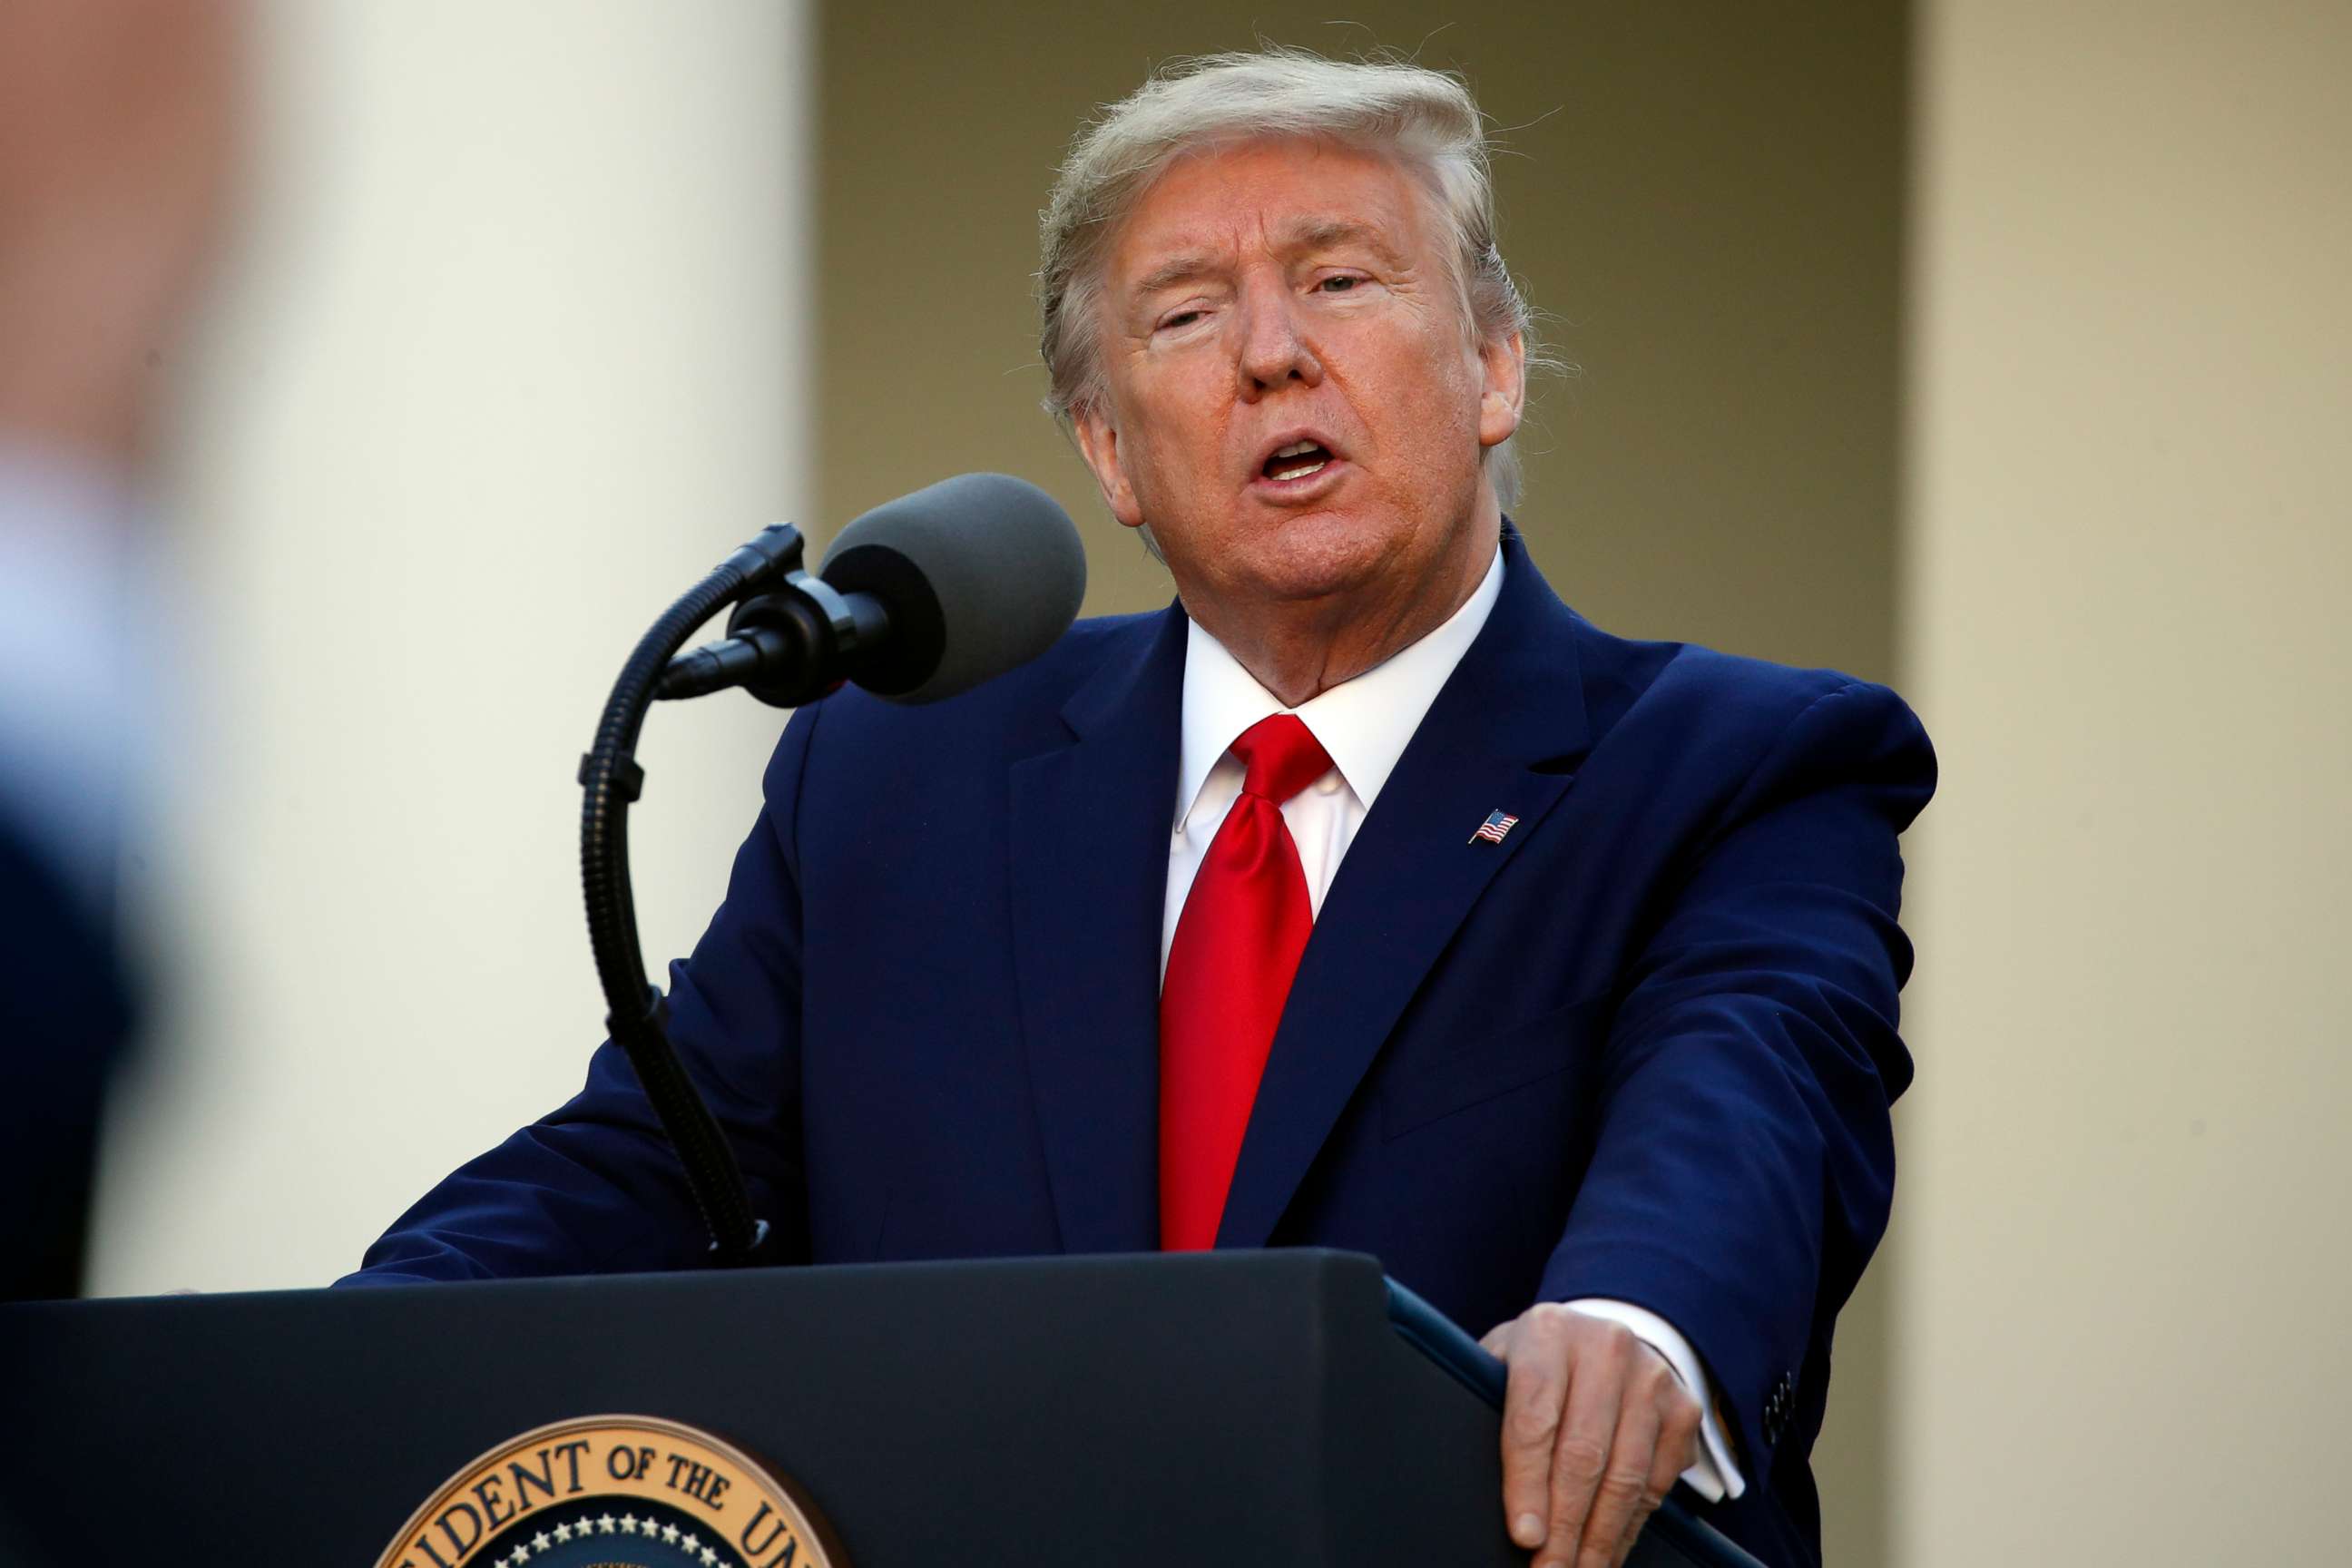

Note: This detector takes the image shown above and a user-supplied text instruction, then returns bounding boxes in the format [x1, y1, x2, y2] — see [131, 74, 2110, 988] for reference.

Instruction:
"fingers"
[1497, 1310, 1569, 1552]
[1492, 1306, 1708, 1568]
[1612, 1369, 1704, 1568]
[1541, 1322, 1630, 1568]
[1613, 1494, 1661, 1568]
[1573, 1390, 1655, 1568]
[1650, 1383, 1703, 1497]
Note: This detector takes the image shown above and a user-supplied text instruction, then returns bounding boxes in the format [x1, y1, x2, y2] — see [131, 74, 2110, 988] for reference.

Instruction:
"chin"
[1237, 516, 1406, 603]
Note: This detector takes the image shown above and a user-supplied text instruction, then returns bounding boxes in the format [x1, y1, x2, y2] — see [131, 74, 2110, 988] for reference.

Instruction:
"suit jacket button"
[1761, 1374, 1796, 1446]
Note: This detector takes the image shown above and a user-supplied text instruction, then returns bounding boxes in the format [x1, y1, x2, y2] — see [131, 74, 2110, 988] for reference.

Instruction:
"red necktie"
[1159, 713, 1335, 1250]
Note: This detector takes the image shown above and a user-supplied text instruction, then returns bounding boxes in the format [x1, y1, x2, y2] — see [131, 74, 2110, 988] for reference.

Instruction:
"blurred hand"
[1482, 1303, 1703, 1568]
[0, 0, 241, 468]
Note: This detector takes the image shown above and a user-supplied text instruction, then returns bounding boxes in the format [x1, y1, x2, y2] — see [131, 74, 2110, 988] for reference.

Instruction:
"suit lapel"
[1217, 535, 1594, 1249]
[1007, 608, 1189, 1255]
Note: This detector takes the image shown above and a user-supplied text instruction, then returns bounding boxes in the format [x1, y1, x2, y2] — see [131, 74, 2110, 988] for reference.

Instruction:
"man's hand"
[0, 0, 241, 467]
[1481, 1303, 1703, 1568]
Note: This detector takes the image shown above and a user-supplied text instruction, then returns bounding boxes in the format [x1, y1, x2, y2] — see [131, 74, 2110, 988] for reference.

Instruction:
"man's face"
[1073, 137, 1523, 646]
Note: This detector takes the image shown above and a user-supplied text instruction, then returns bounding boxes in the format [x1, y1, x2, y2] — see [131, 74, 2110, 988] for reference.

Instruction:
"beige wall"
[816, 6, 1909, 1561]
[88, 0, 812, 1295]
[1896, 2, 2352, 1561]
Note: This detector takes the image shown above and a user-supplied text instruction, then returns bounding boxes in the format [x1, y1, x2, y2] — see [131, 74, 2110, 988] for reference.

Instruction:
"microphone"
[656, 473, 1087, 708]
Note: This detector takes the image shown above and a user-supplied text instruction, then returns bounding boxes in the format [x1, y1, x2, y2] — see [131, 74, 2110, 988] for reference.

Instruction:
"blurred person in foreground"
[348, 51, 1934, 1568]
[0, 0, 241, 1303]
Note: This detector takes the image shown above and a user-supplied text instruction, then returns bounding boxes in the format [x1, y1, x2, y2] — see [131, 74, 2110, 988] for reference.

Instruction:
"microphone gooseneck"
[579, 527, 800, 1267]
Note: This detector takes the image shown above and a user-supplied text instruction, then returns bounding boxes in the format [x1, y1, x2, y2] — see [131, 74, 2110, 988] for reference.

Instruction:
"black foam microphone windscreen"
[818, 473, 1087, 704]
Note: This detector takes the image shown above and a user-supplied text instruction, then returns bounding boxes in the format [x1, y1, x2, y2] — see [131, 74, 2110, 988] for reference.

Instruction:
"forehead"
[1105, 137, 1436, 282]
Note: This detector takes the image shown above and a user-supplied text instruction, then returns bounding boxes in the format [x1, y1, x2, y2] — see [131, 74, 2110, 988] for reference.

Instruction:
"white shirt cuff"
[1563, 1298, 1748, 1503]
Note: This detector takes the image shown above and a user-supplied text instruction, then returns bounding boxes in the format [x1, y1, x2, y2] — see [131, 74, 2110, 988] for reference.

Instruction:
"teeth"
[1269, 460, 1328, 482]
[1272, 440, 1318, 459]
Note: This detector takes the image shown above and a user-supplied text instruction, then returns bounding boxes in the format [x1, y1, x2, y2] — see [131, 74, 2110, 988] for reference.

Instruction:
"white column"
[87, 0, 813, 1294]
[1896, 2, 2351, 1560]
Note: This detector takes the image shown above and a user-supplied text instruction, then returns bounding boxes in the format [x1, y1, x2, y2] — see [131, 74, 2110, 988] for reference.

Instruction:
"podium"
[0, 1250, 1759, 1566]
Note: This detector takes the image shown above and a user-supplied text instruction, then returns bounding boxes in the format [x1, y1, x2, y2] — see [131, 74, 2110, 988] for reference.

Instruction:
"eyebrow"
[1125, 218, 1399, 302]
[1279, 217, 1387, 257]
[1132, 252, 1221, 299]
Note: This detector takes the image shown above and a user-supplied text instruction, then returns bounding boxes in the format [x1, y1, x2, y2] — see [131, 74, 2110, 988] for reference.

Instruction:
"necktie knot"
[1230, 713, 1333, 806]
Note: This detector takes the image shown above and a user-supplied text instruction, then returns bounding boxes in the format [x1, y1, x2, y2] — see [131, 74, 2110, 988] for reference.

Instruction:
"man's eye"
[1318, 275, 1360, 293]
[1159, 309, 1204, 330]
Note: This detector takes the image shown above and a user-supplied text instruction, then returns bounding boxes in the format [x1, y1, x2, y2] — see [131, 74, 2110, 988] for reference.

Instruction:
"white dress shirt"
[0, 442, 155, 918]
[1161, 542, 1744, 1501]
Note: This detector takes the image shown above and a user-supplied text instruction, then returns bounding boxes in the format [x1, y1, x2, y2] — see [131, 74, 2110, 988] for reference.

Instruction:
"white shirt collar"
[1174, 543, 1505, 829]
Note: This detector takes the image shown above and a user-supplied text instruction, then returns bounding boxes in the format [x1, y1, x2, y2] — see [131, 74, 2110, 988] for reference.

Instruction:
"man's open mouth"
[1261, 440, 1334, 483]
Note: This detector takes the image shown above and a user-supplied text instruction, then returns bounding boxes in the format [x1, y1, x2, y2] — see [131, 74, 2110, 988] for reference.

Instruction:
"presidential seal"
[375, 1415, 840, 1568]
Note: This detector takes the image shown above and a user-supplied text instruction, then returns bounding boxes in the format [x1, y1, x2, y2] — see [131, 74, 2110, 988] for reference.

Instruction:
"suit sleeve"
[338, 704, 823, 1285]
[1535, 679, 1935, 1483]
[0, 446, 147, 1301]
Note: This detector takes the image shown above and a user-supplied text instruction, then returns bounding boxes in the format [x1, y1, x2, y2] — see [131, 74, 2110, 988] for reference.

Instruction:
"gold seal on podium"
[374, 1415, 841, 1568]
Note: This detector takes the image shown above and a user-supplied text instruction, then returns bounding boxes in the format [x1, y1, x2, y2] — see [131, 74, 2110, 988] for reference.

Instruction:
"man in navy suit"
[350, 51, 1933, 1568]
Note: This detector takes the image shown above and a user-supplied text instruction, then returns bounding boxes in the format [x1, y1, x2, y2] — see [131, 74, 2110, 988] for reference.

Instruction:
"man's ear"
[1475, 328, 1525, 450]
[1072, 405, 1146, 530]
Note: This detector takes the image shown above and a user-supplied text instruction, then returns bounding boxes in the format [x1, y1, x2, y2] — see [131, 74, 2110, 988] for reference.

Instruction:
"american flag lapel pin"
[1469, 808, 1520, 846]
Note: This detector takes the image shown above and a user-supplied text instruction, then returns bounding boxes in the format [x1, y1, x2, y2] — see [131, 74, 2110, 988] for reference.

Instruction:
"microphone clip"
[654, 526, 889, 709]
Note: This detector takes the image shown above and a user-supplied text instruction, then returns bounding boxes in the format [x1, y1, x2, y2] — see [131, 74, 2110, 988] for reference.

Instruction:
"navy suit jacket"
[1, 821, 133, 1302]
[350, 529, 1934, 1566]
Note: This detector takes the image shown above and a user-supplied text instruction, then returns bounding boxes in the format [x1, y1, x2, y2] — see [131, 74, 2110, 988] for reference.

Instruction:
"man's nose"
[1235, 287, 1323, 398]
